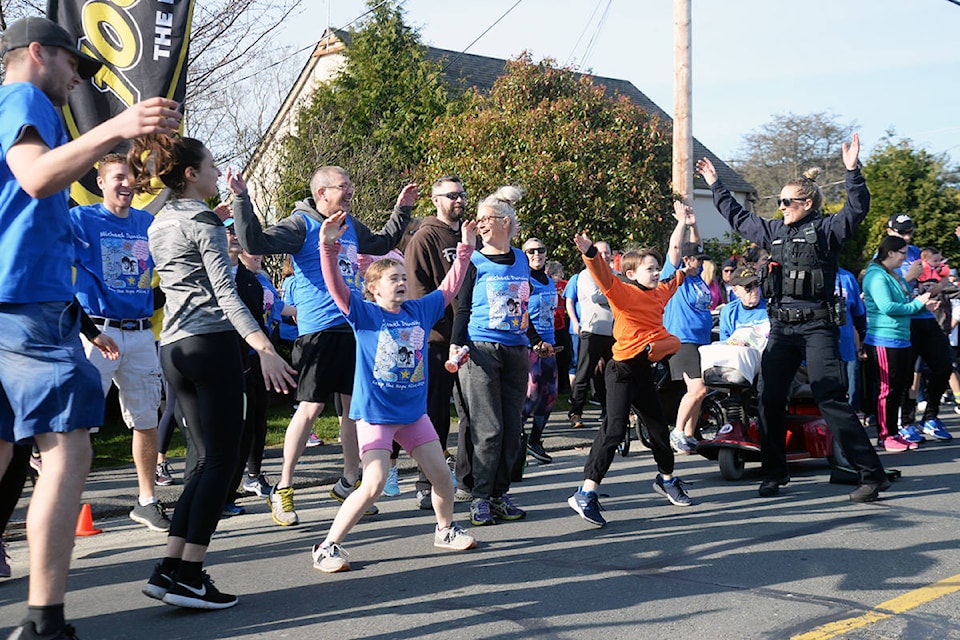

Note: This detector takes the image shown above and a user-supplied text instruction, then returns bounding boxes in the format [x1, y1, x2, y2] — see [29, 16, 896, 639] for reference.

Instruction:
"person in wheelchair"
[567, 230, 697, 528]
[719, 267, 767, 341]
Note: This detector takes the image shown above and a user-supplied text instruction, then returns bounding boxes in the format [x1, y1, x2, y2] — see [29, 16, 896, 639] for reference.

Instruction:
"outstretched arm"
[319, 212, 352, 314]
[437, 221, 477, 305]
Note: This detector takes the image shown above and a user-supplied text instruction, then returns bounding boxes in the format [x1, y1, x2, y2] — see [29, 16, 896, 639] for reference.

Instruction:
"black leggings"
[0, 444, 30, 534]
[161, 332, 243, 547]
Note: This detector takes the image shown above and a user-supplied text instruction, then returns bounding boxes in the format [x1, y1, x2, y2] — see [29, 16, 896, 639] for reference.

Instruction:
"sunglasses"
[777, 197, 809, 208]
[740, 283, 757, 292]
[525, 247, 546, 255]
[437, 191, 467, 201]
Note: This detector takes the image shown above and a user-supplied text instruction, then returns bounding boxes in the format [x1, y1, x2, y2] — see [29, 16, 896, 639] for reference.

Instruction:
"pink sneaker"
[882, 436, 910, 452]
[306, 431, 324, 448]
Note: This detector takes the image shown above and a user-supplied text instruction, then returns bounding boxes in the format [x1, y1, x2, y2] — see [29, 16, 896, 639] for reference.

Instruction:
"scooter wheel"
[718, 448, 746, 481]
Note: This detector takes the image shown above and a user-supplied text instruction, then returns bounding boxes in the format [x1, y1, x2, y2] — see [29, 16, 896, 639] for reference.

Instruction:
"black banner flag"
[47, 0, 194, 206]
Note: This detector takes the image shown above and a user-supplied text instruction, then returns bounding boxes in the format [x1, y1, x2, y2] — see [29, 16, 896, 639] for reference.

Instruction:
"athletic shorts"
[357, 414, 439, 457]
[82, 326, 162, 430]
[292, 329, 356, 403]
[669, 342, 703, 381]
[0, 301, 104, 443]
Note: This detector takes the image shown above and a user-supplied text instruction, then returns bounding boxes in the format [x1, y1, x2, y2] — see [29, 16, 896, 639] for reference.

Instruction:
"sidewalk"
[9, 406, 601, 532]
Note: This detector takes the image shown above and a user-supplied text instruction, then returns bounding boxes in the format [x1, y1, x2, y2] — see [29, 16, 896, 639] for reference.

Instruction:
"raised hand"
[673, 200, 695, 225]
[695, 157, 718, 185]
[574, 231, 593, 255]
[212, 203, 232, 222]
[461, 219, 477, 247]
[841, 133, 861, 170]
[225, 166, 247, 196]
[397, 183, 420, 209]
[111, 97, 181, 139]
[320, 211, 348, 245]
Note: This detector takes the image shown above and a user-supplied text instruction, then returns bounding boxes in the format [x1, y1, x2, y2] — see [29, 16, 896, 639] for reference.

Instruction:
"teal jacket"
[862, 261, 924, 342]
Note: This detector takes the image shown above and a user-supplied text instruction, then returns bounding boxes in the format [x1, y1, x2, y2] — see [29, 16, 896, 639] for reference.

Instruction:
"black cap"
[730, 266, 760, 287]
[721, 257, 738, 270]
[887, 213, 914, 234]
[680, 241, 709, 260]
[1, 17, 102, 79]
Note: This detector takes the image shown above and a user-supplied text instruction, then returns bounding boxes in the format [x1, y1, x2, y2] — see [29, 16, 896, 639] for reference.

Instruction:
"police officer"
[696, 134, 889, 503]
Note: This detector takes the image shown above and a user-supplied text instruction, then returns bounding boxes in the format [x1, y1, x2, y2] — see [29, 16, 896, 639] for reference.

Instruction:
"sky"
[276, 0, 960, 166]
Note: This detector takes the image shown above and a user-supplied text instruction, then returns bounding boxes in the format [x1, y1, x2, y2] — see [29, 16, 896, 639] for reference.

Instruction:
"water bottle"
[445, 345, 470, 373]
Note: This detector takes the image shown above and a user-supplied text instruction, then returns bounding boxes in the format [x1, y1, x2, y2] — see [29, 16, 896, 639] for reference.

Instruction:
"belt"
[772, 307, 831, 323]
[90, 316, 152, 331]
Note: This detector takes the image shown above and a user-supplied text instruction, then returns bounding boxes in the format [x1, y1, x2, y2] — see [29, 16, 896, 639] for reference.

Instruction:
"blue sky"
[280, 0, 960, 166]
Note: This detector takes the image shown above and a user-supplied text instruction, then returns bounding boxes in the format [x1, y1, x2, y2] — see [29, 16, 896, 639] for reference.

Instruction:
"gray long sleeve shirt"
[148, 197, 261, 345]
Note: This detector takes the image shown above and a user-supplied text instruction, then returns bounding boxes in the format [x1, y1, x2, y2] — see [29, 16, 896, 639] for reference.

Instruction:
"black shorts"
[292, 329, 356, 403]
[669, 342, 703, 381]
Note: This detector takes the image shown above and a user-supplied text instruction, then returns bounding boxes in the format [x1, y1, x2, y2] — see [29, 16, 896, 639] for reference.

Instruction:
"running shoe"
[306, 431, 324, 447]
[0, 537, 10, 578]
[897, 425, 925, 444]
[490, 494, 526, 521]
[221, 502, 246, 517]
[526, 442, 553, 464]
[653, 474, 692, 507]
[434, 524, 477, 551]
[269, 485, 299, 526]
[416, 489, 432, 510]
[330, 477, 379, 515]
[5, 622, 80, 640]
[568, 489, 606, 527]
[568, 413, 584, 429]
[669, 428, 694, 454]
[469, 498, 496, 526]
[130, 502, 171, 532]
[849, 477, 892, 503]
[922, 418, 953, 441]
[242, 473, 272, 498]
[312, 541, 350, 573]
[162, 571, 238, 609]
[454, 488, 474, 503]
[142, 562, 173, 601]
[155, 461, 174, 486]
[881, 436, 910, 453]
[382, 466, 401, 497]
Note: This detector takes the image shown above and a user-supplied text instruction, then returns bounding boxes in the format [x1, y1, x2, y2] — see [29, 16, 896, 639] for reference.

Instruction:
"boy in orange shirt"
[567, 230, 696, 527]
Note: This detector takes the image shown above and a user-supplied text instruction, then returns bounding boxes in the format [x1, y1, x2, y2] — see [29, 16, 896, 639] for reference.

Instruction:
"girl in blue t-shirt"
[310, 211, 478, 573]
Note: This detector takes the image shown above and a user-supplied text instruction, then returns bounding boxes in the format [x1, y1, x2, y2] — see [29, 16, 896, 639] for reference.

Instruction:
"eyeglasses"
[477, 215, 508, 224]
[777, 197, 809, 208]
[525, 247, 546, 255]
[225, 226, 236, 236]
[436, 191, 467, 201]
[896, 249, 908, 255]
[324, 184, 353, 192]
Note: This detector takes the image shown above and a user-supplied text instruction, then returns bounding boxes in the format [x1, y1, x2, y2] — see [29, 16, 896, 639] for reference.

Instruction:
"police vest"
[765, 219, 836, 303]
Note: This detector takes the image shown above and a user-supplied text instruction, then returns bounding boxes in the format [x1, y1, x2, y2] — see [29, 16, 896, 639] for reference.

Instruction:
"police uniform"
[708, 167, 887, 492]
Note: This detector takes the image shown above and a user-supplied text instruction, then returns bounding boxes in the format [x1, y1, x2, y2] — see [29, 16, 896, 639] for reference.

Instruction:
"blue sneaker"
[922, 418, 953, 441]
[382, 466, 400, 497]
[469, 498, 496, 526]
[568, 489, 606, 527]
[898, 424, 925, 444]
[653, 474, 692, 507]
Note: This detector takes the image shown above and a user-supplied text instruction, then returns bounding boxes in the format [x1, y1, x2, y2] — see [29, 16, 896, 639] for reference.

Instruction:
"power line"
[437, 0, 524, 76]
[580, 0, 613, 69]
[566, 0, 605, 67]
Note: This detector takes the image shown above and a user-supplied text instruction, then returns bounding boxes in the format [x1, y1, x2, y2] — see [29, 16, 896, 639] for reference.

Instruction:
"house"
[245, 29, 754, 241]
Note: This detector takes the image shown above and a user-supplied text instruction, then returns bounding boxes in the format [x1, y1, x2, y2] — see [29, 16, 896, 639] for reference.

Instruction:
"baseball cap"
[721, 257, 738, 270]
[731, 266, 760, 287]
[681, 241, 709, 260]
[887, 213, 914, 234]
[0, 17, 102, 79]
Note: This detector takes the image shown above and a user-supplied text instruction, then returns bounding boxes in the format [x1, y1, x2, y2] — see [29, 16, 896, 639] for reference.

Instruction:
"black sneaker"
[526, 442, 552, 464]
[849, 478, 892, 503]
[142, 562, 173, 601]
[6, 622, 80, 640]
[161, 571, 238, 609]
[758, 476, 790, 497]
[130, 502, 171, 532]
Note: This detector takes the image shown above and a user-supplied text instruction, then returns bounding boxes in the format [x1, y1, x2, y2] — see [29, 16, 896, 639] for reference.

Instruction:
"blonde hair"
[784, 167, 824, 210]
[479, 185, 524, 239]
[701, 258, 717, 284]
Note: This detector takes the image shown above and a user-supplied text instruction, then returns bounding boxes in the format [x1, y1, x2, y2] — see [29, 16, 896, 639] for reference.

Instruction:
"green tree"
[275, 0, 448, 228]
[844, 134, 960, 268]
[417, 53, 674, 272]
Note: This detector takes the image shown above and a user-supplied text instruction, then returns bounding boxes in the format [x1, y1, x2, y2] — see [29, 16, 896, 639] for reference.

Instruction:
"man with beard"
[405, 176, 474, 507]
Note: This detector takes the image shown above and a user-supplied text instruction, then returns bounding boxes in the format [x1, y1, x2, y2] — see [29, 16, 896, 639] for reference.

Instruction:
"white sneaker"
[434, 524, 476, 551]
[312, 542, 350, 573]
[269, 486, 299, 526]
[669, 428, 693, 454]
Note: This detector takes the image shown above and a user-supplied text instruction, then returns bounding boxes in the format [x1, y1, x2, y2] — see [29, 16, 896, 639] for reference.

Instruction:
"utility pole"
[673, 0, 693, 203]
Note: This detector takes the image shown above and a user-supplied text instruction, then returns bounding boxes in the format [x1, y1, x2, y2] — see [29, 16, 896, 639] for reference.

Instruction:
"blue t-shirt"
[835, 268, 866, 362]
[278, 274, 298, 342]
[291, 213, 363, 334]
[70, 203, 154, 319]
[345, 289, 446, 424]
[529, 274, 557, 345]
[661, 259, 713, 344]
[562, 273, 580, 335]
[719, 298, 768, 341]
[0, 83, 73, 303]
[467, 248, 530, 346]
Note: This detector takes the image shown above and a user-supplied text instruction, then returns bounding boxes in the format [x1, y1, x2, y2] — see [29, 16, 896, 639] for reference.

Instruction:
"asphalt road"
[3, 410, 960, 639]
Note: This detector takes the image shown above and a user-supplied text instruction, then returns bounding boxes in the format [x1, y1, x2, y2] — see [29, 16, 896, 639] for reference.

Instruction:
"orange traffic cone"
[75, 503, 102, 537]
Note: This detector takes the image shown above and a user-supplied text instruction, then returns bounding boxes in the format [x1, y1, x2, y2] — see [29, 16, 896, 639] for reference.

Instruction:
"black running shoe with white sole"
[142, 563, 173, 601]
[161, 572, 238, 609]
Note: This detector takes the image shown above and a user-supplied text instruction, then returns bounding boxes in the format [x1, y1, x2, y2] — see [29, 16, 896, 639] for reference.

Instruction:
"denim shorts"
[0, 301, 105, 443]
